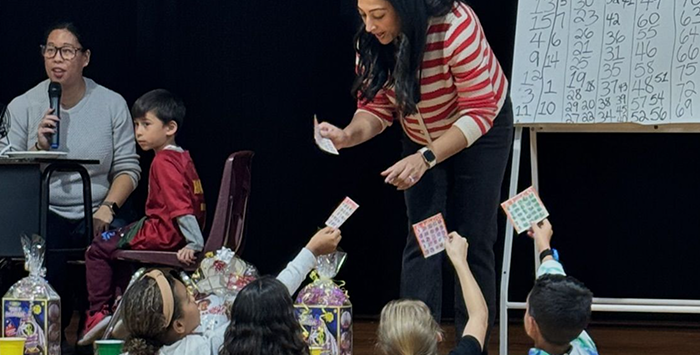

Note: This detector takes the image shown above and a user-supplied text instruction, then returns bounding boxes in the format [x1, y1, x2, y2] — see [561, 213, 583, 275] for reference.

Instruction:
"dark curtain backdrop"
[1, 0, 699, 322]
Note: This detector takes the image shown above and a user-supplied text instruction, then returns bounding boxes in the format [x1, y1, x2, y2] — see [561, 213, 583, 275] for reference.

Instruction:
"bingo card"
[325, 197, 359, 228]
[500, 186, 549, 234]
[412, 213, 447, 258]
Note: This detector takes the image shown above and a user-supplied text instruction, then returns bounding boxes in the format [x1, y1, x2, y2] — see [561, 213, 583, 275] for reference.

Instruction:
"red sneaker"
[77, 310, 112, 346]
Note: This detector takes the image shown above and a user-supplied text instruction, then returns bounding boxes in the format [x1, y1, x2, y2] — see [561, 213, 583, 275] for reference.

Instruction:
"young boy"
[525, 219, 597, 355]
[79, 89, 206, 344]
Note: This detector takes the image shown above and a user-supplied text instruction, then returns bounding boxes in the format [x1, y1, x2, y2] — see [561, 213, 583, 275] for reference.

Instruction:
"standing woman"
[318, 0, 512, 345]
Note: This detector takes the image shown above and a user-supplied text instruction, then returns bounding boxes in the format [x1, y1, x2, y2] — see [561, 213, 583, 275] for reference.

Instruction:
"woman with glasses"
[1, 22, 141, 351]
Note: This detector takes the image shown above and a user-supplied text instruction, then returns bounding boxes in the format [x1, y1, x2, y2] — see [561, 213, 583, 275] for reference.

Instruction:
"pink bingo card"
[412, 213, 447, 258]
[325, 197, 360, 228]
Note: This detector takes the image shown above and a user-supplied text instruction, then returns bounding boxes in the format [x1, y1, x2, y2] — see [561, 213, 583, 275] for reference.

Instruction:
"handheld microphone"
[48, 82, 62, 149]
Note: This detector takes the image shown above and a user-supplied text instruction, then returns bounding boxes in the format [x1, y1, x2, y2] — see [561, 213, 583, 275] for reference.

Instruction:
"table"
[0, 158, 98, 257]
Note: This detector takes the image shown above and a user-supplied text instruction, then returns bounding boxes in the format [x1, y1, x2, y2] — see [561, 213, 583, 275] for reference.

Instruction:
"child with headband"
[120, 227, 341, 355]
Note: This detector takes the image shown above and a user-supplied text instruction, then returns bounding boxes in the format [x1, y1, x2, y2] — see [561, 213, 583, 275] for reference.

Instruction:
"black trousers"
[399, 98, 513, 352]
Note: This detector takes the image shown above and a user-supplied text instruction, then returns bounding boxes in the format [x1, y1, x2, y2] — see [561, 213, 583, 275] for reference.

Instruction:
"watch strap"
[539, 248, 559, 263]
[101, 201, 119, 216]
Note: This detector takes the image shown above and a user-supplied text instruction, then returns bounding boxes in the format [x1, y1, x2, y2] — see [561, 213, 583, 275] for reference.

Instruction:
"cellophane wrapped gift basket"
[2, 235, 61, 355]
[294, 251, 352, 355]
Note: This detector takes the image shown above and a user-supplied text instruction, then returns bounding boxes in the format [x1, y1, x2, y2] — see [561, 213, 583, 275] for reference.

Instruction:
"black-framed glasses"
[40, 44, 85, 60]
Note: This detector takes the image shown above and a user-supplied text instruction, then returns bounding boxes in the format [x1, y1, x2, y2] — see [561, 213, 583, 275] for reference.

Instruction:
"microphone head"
[48, 82, 62, 98]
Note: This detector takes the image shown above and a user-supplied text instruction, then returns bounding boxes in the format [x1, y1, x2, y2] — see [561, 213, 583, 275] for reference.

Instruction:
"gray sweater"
[2, 78, 141, 220]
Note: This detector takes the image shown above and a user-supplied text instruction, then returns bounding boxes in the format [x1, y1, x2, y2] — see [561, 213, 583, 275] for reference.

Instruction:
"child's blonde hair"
[377, 299, 443, 355]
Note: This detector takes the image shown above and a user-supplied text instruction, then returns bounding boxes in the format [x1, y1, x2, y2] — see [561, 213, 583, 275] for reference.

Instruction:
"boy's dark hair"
[44, 22, 89, 50]
[132, 89, 186, 129]
[528, 274, 593, 346]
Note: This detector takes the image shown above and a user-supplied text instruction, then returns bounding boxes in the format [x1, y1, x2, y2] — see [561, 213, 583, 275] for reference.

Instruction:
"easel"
[499, 123, 700, 355]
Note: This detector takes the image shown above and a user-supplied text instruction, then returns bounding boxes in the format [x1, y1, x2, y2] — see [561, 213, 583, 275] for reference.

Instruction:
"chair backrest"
[202, 151, 254, 256]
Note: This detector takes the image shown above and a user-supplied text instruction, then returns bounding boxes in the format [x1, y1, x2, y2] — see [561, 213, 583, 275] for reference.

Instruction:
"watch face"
[423, 149, 436, 163]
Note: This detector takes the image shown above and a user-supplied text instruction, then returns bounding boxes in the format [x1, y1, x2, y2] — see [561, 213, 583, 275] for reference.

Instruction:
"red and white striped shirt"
[357, 2, 508, 146]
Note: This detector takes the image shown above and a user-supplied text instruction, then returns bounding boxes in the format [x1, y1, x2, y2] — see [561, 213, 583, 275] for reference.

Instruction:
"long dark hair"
[122, 274, 184, 355]
[352, 0, 457, 116]
[219, 276, 309, 355]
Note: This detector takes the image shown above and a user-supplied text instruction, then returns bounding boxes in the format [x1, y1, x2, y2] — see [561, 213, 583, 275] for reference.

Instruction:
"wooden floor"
[352, 319, 700, 355]
[66, 314, 700, 355]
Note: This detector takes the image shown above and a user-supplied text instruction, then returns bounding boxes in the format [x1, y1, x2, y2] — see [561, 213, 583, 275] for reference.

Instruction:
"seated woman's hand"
[93, 205, 114, 237]
[36, 108, 60, 151]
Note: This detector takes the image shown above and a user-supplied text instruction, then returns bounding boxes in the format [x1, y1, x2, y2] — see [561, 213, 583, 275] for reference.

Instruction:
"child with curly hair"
[119, 227, 341, 355]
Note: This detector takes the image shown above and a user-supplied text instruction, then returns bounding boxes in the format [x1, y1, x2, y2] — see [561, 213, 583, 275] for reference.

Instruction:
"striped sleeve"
[356, 88, 394, 128]
[355, 53, 395, 128]
[445, 7, 504, 146]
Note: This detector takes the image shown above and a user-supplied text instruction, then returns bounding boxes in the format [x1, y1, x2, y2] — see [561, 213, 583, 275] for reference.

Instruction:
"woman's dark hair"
[122, 272, 185, 355]
[220, 276, 309, 355]
[352, 0, 458, 116]
[44, 22, 89, 50]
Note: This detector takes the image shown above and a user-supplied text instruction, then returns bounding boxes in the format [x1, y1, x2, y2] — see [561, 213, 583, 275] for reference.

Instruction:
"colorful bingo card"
[325, 197, 360, 228]
[314, 115, 339, 155]
[500, 186, 549, 234]
[412, 213, 447, 258]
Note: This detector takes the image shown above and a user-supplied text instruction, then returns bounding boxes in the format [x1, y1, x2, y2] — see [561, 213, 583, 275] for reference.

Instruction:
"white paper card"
[325, 197, 360, 228]
[314, 115, 339, 155]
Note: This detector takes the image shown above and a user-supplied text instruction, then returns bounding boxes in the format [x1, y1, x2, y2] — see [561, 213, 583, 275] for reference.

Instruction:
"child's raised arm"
[527, 219, 554, 261]
[276, 227, 343, 295]
[445, 232, 488, 350]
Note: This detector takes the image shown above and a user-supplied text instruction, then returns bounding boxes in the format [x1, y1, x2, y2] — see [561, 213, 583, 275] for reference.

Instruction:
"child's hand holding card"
[412, 213, 448, 258]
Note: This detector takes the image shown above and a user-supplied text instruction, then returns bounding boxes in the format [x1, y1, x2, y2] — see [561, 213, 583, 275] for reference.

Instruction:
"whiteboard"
[511, 0, 700, 125]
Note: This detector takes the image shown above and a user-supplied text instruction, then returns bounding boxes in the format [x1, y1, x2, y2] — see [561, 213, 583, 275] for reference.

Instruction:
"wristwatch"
[539, 248, 559, 263]
[101, 201, 120, 216]
[418, 147, 437, 169]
